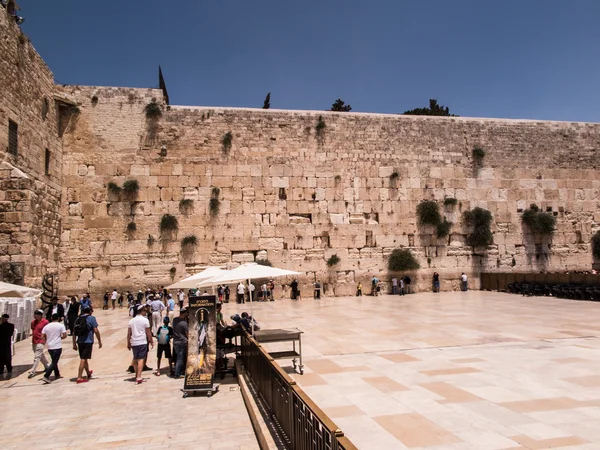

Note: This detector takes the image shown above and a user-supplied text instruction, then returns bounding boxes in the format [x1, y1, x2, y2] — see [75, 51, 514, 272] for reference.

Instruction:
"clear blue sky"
[20, 0, 600, 122]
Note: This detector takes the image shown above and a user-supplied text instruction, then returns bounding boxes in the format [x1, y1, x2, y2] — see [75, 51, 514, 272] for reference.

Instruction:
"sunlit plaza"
[2, 291, 600, 449]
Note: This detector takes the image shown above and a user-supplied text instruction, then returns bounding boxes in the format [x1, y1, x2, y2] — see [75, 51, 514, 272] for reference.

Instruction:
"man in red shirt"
[29, 309, 49, 378]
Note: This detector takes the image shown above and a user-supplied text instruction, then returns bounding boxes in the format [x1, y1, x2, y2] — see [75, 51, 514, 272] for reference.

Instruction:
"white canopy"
[0, 281, 41, 299]
[197, 263, 301, 288]
[166, 266, 226, 289]
[197, 262, 302, 335]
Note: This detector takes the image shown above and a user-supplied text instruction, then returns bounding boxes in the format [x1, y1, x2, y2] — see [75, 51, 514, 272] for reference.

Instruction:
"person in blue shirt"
[166, 294, 176, 324]
[80, 294, 92, 311]
[72, 307, 102, 384]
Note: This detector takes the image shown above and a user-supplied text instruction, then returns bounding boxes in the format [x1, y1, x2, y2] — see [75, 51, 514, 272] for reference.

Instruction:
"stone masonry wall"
[59, 85, 600, 296]
[0, 9, 63, 288]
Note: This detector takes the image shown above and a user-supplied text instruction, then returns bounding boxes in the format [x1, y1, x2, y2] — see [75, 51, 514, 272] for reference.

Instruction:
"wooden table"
[254, 328, 304, 374]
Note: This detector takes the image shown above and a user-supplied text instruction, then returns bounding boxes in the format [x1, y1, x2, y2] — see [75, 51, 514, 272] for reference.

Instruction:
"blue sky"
[20, 0, 600, 122]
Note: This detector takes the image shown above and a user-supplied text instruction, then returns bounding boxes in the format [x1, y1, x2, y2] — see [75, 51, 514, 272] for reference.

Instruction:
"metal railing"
[241, 333, 358, 450]
[481, 272, 600, 292]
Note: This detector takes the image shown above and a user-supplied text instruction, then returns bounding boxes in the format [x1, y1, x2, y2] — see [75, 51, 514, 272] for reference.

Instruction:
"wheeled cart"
[254, 328, 304, 374]
[181, 383, 220, 398]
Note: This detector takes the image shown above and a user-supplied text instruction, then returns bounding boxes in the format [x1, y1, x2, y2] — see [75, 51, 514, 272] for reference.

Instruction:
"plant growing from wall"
[521, 205, 556, 236]
[169, 267, 177, 279]
[334, 175, 342, 185]
[388, 249, 420, 271]
[122, 179, 139, 200]
[147, 235, 155, 246]
[91, 95, 98, 105]
[70, 105, 81, 115]
[316, 115, 326, 135]
[257, 259, 273, 267]
[463, 207, 494, 247]
[160, 214, 178, 234]
[144, 101, 162, 119]
[473, 146, 486, 164]
[436, 219, 453, 239]
[179, 199, 194, 215]
[326, 254, 341, 267]
[417, 200, 442, 227]
[591, 231, 600, 260]
[263, 92, 271, 109]
[126, 222, 137, 232]
[443, 197, 458, 207]
[389, 171, 399, 181]
[209, 187, 221, 217]
[181, 235, 198, 249]
[107, 182, 122, 197]
[222, 132, 233, 154]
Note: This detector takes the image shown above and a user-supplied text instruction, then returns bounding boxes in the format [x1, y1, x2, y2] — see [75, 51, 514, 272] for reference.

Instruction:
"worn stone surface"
[1, 8, 599, 298]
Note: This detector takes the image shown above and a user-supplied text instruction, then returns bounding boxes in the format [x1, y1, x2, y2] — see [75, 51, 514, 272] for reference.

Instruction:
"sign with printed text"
[183, 295, 216, 391]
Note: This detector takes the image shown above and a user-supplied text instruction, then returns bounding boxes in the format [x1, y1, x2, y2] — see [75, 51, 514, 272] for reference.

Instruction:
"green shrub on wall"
[122, 179, 139, 199]
[463, 207, 494, 247]
[388, 249, 420, 271]
[521, 205, 556, 235]
[144, 101, 162, 119]
[222, 132, 233, 154]
[417, 201, 442, 227]
[181, 235, 198, 249]
[326, 254, 340, 267]
[160, 214, 178, 233]
[126, 222, 137, 232]
[179, 199, 194, 214]
[592, 231, 600, 259]
[436, 219, 453, 238]
[443, 197, 458, 207]
[107, 182, 122, 196]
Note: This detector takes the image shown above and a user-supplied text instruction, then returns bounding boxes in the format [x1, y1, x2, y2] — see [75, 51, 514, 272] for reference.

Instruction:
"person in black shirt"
[433, 272, 440, 293]
[0, 314, 15, 376]
[172, 308, 189, 378]
[66, 296, 80, 335]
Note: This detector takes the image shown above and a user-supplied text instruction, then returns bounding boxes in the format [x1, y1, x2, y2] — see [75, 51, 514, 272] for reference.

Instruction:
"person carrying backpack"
[155, 317, 173, 377]
[72, 307, 102, 384]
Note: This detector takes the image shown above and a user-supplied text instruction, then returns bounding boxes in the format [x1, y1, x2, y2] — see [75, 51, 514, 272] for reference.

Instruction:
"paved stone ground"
[234, 291, 600, 450]
[0, 308, 259, 450]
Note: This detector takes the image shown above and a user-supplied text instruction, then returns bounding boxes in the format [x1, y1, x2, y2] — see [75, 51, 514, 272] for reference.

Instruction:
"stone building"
[1, 7, 599, 298]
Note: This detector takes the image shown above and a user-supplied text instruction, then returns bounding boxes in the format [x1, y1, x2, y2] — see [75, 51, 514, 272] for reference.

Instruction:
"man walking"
[155, 317, 173, 377]
[391, 276, 398, 295]
[150, 295, 165, 335]
[41, 313, 67, 383]
[127, 304, 153, 385]
[461, 272, 468, 291]
[166, 294, 176, 324]
[72, 307, 102, 384]
[29, 310, 49, 378]
[66, 296, 80, 336]
[172, 307, 189, 379]
[45, 297, 64, 322]
[177, 289, 185, 309]
[0, 314, 15, 377]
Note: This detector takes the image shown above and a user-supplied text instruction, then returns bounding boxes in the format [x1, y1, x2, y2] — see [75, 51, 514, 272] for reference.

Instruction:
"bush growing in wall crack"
[144, 101, 162, 119]
[107, 182, 122, 197]
[316, 116, 326, 134]
[126, 221, 137, 232]
[388, 249, 420, 271]
[181, 235, 198, 250]
[122, 179, 139, 200]
[209, 187, 221, 217]
[326, 254, 340, 267]
[222, 132, 233, 154]
[179, 199, 194, 215]
[443, 197, 458, 207]
[436, 219, 453, 239]
[463, 207, 494, 247]
[521, 205, 556, 236]
[160, 214, 178, 233]
[417, 200, 442, 227]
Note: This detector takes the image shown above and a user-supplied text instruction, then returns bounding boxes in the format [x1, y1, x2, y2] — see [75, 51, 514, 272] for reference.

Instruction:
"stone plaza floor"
[0, 308, 259, 450]
[234, 291, 600, 450]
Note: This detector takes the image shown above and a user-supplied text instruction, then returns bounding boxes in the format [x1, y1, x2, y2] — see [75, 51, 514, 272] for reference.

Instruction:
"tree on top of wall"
[263, 93, 271, 109]
[330, 99, 352, 112]
[403, 99, 458, 116]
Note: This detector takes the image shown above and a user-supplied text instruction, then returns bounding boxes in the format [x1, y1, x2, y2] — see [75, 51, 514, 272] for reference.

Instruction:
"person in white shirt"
[149, 297, 165, 335]
[127, 305, 153, 385]
[111, 289, 118, 310]
[248, 282, 255, 302]
[177, 289, 185, 309]
[41, 314, 67, 384]
[237, 282, 245, 304]
[261, 283, 268, 301]
[461, 273, 468, 291]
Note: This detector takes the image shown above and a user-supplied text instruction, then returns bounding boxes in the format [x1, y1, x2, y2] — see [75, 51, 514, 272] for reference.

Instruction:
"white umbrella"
[197, 262, 302, 335]
[0, 281, 41, 298]
[166, 266, 226, 290]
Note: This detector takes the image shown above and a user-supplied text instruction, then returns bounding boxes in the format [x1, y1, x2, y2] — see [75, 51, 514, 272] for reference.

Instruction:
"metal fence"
[241, 333, 358, 450]
[481, 272, 600, 292]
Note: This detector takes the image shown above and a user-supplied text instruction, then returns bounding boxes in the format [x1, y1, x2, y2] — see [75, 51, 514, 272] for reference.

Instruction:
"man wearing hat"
[127, 304, 153, 385]
[28, 310, 49, 378]
[0, 314, 15, 376]
[172, 307, 189, 379]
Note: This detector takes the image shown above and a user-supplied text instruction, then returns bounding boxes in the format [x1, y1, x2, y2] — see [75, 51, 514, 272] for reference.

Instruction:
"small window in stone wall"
[45, 149, 51, 175]
[42, 98, 49, 121]
[8, 120, 18, 156]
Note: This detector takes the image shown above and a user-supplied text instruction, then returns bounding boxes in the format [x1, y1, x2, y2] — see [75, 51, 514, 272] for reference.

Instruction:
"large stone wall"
[2, 7, 599, 298]
[0, 9, 63, 288]
[58, 85, 600, 296]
